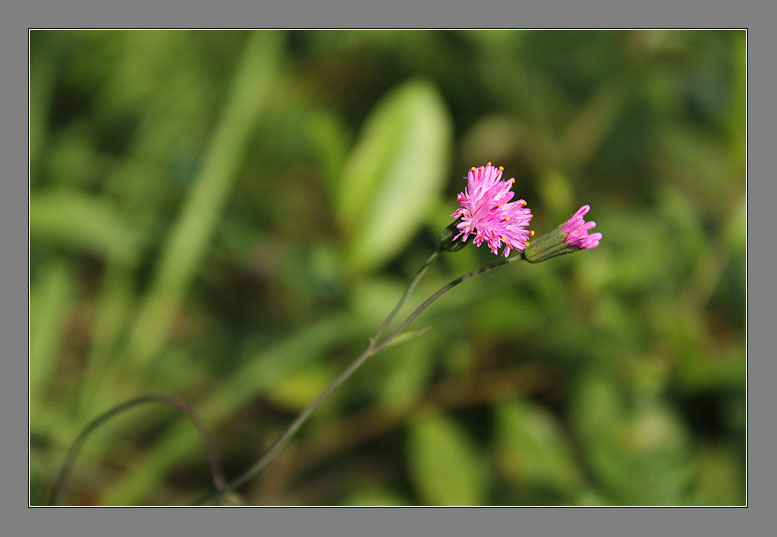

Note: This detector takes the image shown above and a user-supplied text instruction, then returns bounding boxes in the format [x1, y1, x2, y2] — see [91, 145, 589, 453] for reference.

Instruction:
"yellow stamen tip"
[502, 236, 506, 241]
[520, 200, 526, 206]
[487, 162, 492, 166]
[530, 230, 535, 236]
[505, 217, 510, 221]
[498, 166, 504, 171]
[525, 242, 531, 247]
[497, 204, 501, 208]
[511, 179, 515, 183]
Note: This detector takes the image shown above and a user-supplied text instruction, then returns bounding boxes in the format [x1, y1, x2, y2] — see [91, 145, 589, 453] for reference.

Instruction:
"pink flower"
[449, 163, 533, 257]
[523, 204, 601, 263]
[559, 205, 602, 250]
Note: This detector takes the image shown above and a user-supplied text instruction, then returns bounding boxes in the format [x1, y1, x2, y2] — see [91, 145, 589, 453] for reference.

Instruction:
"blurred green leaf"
[119, 31, 284, 380]
[494, 399, 581, 498]
[571, 374, 694, 504]
[306, 110, 351, 196]
[381, 325, 432, 350]
[30, 260, 74, 406]
[336, 79, 452, 272]
[30, 190, 142, 264]
[407, 414, 487, 505]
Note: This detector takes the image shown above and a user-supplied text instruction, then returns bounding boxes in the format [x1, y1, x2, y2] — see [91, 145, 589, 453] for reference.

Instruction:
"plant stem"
[49, 395, 225, 506]
[191, 250, 440, 505]
[192, 250, 525, 505]
[372, 250, 440, 343]
[373, 254, 522, 354]
[192, 341, 378, 505]
[254, 363, 545, 499]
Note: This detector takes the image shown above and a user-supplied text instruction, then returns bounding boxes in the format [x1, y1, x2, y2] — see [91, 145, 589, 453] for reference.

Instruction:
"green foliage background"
[30, 30, 745, 506]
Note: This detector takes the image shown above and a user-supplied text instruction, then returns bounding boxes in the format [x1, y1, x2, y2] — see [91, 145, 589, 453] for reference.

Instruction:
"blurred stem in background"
[51, 247, 439, 505]
[57, 245, 530, 505]
[49, 394, 226, 506]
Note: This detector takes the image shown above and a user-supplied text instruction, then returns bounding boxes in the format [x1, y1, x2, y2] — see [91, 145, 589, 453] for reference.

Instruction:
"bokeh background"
[30, 30, 746, 506]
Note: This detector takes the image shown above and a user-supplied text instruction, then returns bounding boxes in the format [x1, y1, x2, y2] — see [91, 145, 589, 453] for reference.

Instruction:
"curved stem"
[192, 344, 377, 505]
[191, 251, 441, 505]
[192, 250, 525, 505]
[49, 394, 225, 506]
[371, 250, 440, 344]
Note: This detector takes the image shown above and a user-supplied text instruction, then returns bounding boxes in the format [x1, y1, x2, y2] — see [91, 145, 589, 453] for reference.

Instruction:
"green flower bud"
[523, 205, 602, 263]
[522, 223, 571, 263]
[438, 220, 469, 253]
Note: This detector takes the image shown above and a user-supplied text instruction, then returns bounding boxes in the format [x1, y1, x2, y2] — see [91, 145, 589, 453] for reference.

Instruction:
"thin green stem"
[373, 253, 522, 354]
[191, 250, 441, 505]
[192, 250, 525, 505]
[372, 250, 440, 344]
[192, 344, 377, 505]
[49, 395, 225, 506]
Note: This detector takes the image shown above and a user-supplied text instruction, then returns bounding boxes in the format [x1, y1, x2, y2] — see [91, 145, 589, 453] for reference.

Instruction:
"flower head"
[523, 205, 602, 263]
[449, 163, 533, 257]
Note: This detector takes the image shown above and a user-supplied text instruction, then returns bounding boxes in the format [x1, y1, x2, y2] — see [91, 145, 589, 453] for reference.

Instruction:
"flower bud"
[523, 205, 601, 263]
[438, 220, 470, 253]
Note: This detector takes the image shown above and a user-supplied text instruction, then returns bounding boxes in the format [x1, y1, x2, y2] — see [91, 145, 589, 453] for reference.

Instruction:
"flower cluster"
[448, 163, 534, 258]
[442, 163, 601, 262]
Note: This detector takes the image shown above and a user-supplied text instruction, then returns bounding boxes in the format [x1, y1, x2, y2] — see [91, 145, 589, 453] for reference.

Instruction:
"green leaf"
[494, 399, 581, 496]
[571, 374, 694, 505]
[30, 260, 74, 405]
[306, 109, 350, 196]
[30, 190, 142, 264]
[336, 79, 452, 272]
[381, 326, 432, 350]
[407, 414, 487, 505]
